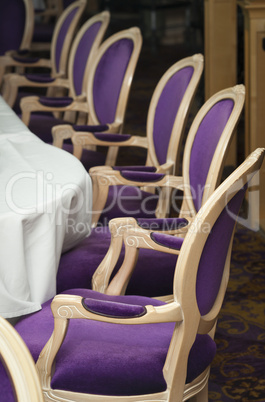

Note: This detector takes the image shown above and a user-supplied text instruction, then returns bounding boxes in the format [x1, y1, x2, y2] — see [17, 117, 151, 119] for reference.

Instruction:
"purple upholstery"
[120, 171, 165, 182]
[98, 186, 159, 223]
[113, 166, 157, 172]
[0, 0, 26, 55]
[73, 124, 109, 132]
[12, 55, 40, 63]
[83, 297, 147, 317]
[73, 22, 102, 95]
[137, 217, 188, 231]
[57, 227, 178, 297]
[28, 114, 72, 143]
[196, 185, 247, 315]
[189, 99, 234, 212]
[55, 7, 79, 73]
[93, 38, 134, 124]
[0, 289, 216, 398]
[93, 133, 131, 142]
[39, 96, 73, 107]
[151, 232, 184, 250]
[25, 73, 56, 83]
[154, 66, 194, 165]
[62, 143, 107, 171]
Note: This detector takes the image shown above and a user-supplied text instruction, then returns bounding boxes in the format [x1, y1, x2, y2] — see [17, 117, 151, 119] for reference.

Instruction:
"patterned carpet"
[209, 225, 265, 401]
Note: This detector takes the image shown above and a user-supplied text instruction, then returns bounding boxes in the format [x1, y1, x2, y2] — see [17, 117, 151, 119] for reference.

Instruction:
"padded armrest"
[113, 166, 157, 172]
[120, 170, 165, 182]
[82, 297, 147, 318]
[93, 133, 131, 141]
[150, 232, 184, 250]
[25, 73, 55, 83]
[12, 55, 40, 63]
[73, 124, 109, 133]
[39, 96, 73, 107]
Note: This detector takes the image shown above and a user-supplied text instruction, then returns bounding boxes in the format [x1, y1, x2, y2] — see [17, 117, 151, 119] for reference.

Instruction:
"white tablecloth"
[0, 97, 92, 318]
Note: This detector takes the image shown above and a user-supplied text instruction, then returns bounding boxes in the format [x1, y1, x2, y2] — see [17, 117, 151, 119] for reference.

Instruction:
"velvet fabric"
[72, 22, 102, 95]
[113, 165, 157, 172]
[151, 232, 184, 250]
[189, 99, 234, 212]
[62, 143, 107, 171]
[196, 185, 247, 315]
[93, 132, 131, 142]
[137, 217, 188, 231]
[98, 185, 159, 223]
[93, 38, 134, 124]
[25, 73, 56, 83]
[0, 288, 216, 399]
[120, 170, 165, 182]
[55, 7, 79, 72]
[12, 55, 40, 63]
[39, 96, 74, 107]
[73, 124, 109, 132]
[28, 113, 72, 143]
[83, 297, 147, 317]
[0, 0, 25, 55]
[153, 66, 194, 165]
[56, 227, 178, 297]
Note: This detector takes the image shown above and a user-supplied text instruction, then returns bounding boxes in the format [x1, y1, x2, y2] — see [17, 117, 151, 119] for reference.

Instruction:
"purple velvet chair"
[56, 85, 245, 298]
[19, 26, 143, 168]
[31, 0, 78, 52]
[1, 148, 263, 402]
[0, 0, 34, 86]
[0, 0, 34, 57]
[1, 0, 87, 112]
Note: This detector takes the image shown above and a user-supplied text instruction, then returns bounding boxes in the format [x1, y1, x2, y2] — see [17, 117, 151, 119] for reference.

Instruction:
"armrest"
[71, 130, 148, 149]
[3, 73, 70, 109]
[0, 54, 52, 69]
[90, 168, 184, 226]
[35, 293, 181, 389]
[21, 96, 88, 126]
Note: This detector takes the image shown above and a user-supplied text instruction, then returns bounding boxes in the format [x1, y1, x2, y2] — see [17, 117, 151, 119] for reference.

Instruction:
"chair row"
[1, 148, 264, 401]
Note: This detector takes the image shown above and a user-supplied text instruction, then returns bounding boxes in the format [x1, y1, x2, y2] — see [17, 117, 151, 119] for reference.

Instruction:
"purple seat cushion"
[6, 289, 215, 397]
[62, 143, 106, 171]
[28, 113, 72, 143]
[57, 227, 178, 297]
[98, 186, 159, 224]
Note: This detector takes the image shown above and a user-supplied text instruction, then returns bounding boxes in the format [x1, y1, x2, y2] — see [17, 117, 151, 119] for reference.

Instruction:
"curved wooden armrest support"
[91, 170, 184, 226]
[52, 124, 75, 148]
[21, 97, 88, 126]
[93, 217, 182, 296]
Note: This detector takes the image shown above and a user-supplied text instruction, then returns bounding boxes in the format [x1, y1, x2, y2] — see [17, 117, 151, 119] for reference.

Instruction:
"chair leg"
[188, 383, 208, 402]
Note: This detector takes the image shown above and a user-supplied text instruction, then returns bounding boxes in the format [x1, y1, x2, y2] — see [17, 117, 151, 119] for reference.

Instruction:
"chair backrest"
[49, 0, 86, 77]
[0, 316, 43, 401]
[67, 11, 110, 98]
[179, 85, 245, 217]
[146, 54, 204, 175]
[152, 148, 265, 397]
[85, 27, 143, 131]
[0, 0, 34, 56]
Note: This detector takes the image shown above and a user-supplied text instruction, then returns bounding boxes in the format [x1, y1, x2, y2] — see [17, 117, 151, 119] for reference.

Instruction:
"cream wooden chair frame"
[20, 27, 143, 165]
[89, 84, 245, 227]
[0, 316, 43, 402]
[32, 148, 265, 402]
[1, 0, 86, 94]
[69, 53, 204, 174]
[0, 0, 34, 84]
[4, 10, 110, 123]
